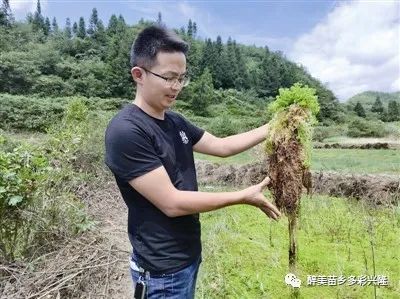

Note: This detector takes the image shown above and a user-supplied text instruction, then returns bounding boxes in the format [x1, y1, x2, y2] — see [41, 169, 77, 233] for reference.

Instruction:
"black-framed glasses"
[141, 67, 190, 87]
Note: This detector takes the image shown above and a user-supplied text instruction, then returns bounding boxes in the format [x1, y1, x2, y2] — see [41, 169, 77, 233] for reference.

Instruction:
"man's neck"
[133, 96, 165, 120]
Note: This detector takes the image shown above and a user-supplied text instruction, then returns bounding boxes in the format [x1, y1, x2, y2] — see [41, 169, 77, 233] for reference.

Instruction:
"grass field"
[195, 148, 400, 175]
[196, 190, 400, 298]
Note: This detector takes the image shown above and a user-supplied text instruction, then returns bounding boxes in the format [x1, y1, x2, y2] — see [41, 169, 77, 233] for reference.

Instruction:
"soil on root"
[268, 136, 306, 214]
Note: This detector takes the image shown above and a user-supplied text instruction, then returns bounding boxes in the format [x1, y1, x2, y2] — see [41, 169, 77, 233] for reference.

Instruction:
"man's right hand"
[240, 177, 281, 221]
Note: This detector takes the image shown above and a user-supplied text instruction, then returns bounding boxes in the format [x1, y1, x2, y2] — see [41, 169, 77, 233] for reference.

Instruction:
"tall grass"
[197, 189, 400, 298]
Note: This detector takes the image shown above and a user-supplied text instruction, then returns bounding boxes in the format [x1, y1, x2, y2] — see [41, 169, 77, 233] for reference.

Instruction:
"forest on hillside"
[1, 0, 399, 137]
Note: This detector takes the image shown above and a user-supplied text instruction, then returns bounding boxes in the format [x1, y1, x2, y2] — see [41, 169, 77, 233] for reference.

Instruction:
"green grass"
[195, 148, 400, 174]
[195, 150, 256, 165]
[197, 189, 400, 298]
[312, 149, 400, 174]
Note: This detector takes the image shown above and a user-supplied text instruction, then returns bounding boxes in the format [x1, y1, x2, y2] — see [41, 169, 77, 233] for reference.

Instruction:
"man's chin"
[163, 99, 176, 108]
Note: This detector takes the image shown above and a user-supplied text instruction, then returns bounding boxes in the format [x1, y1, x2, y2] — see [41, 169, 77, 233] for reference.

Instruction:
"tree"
[157, 12, 162, 25]
[65, 18, 72, 38]
[32, 0, 45, 32]
[77, 17, 86, 38]
[0, 0, 12, 26]
[72, 21, 78, 35]
[87, 8, 98, 36]
[187, 19, 193, 38]
[212, 36, 226, 88]
[193, 22, 197, 37]
[107, 14, 118, 35]
[371, 96, 384, 114]
[233, 42, 249, 90]
[354, 101, 366, 118]
[51, 17, 59, 32]
[257, 48, 282, 97]
[387, 100, 399, 121]
[191, 68, 214, 116]
[43, 17, 51, 35]
[223, 37, 238, 88]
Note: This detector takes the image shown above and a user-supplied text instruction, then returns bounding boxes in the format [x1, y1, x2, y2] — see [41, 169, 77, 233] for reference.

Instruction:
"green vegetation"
[312, 149, 400, 174]
[0, 93, 129, 132]
[0, 2, 342, 125]
[346, 92, 400, 122]
[347, 91, 400, 108]
[195, 148, 400, 175]
[1, 2, 399, 298]
[197, 191, 400, 298]
[0, 99, 97, 261]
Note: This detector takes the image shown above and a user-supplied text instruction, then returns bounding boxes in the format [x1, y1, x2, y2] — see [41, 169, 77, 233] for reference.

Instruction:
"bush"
[347, 118, 386, 138]
[0, 99, 95, 261]
[205, 115, 264, 137]
[313, 126, 345, 142]
[0, 93, 129, 132]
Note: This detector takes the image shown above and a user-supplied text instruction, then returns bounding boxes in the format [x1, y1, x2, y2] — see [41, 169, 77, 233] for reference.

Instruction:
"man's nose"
[170, 81, 182, 91]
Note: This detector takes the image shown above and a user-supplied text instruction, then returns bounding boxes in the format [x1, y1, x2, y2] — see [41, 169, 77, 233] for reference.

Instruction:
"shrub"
[207, 115, 238, 137]
[0, 99, 94, 261]
[347, 118, 386, 138]
[0, 93, 129, 132]
[313, 126, 345, 142]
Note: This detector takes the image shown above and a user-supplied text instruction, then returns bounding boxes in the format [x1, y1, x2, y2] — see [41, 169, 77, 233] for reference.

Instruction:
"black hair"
[130, 25, 189, 68]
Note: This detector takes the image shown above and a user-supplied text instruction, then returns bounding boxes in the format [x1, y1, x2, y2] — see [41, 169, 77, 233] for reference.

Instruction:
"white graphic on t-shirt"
[179, 131, 189, 144]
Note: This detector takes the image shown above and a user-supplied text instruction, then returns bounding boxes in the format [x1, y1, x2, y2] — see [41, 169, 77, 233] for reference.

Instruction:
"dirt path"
[84, 177, 134, 299]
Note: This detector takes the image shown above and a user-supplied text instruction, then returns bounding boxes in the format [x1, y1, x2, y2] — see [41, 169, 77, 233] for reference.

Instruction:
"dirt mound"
[314, 142, 391, 149]
[196, 160, 400, 205]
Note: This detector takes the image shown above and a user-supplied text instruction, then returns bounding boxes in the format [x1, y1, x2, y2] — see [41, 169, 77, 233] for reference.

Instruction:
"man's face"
[140, 51, 187, 111]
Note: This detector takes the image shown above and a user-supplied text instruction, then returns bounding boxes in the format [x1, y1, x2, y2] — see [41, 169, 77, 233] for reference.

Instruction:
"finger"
[263, 201, 282, 218]
[260, 206, 280, 221]
[260, 176, 271, 188]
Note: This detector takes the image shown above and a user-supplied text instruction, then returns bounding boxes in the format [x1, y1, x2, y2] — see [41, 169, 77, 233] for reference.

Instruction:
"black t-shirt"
[105, 104, 205, 274]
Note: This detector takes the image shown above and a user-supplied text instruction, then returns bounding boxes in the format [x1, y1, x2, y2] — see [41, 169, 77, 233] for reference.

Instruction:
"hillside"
[346, 91, 400, 108]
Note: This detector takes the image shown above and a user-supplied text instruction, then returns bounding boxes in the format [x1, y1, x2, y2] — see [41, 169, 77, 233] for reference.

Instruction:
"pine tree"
[77, 17, 86, 38]
[212, 36, 225, 88]
[107, 14, 118, 35]
[0, 0, 12, 26]
[257, 48, 283, 97]
[118, 15, 126, 27]
[87, 7, 98, 36]
[354, 101, 366, 118]
[65, 18, 72, 38]
[157, 12, 162, 25]
[44, 17, 51, 35]
[233, 43, 249, 90]
[387, 100, 399, 121]
[371, 96, 384, 114]
[200, 38, 219, 85]
[191, 68, 214, 116]
[187, 19, 193, 38]
[72, 21, 78, 35]
[32, 0, 45, 32]
[223, 37, 238, 88]
[193, 22, 197, 37]
[93, 19, 106, 43]
[52, 17, 59, 32]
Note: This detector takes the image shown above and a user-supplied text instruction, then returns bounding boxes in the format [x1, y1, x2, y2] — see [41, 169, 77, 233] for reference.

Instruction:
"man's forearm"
[220, 124, 268, 157]
[166, 189, 246, 217]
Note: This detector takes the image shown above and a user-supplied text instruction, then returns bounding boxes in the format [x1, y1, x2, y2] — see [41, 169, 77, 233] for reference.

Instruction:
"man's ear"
[131, 67, 144, 83]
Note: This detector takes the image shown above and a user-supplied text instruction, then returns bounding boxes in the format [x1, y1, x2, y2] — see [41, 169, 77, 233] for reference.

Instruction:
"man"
[105, 25, 281, 299]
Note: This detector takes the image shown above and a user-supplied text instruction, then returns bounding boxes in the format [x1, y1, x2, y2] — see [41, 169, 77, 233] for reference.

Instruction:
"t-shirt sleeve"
[105, 124, 162, 183]
[182, 117, 205, 146]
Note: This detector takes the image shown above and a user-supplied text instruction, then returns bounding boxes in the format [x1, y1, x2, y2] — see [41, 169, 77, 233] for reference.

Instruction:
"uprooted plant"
[265, 83, 319, 273]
